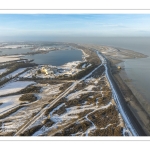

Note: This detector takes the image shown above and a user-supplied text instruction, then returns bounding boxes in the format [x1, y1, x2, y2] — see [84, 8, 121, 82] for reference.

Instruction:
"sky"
[1, 14, 150, 41]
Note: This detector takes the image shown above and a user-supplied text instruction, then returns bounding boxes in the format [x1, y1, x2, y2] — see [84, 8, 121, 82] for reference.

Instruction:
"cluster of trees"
[0, 62, 36, 79]
[44, 97, 67, 116]
[74, 45, 101, 65]
[71, 64, 97, 80]
[0, 85, 41, 98]
[74, 81, 87, 91]
[52, 105, 66, 116]
[76, 62, 89, 69]
[20, 85, 41, 94]
[89, 125, 123, 136]
[19, 93, 37, 102]
[0, 62, 37, 86]
[88, 105, 120, 128]
[54, 119, 92, 136]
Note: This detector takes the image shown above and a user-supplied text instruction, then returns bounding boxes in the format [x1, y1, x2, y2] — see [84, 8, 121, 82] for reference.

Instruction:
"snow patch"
[0, 68, 7, 74]
[0, 81, 35, 95]
[0, 95, 22, 113]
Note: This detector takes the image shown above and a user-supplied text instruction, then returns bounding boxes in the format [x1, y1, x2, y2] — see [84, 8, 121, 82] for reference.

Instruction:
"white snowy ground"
[0, 45, 31, 49]
[100, 46, 130, 59]
[41, 83, 62, 96]
[33, 100, 113, 136]
[97, 51, 136, 136]
[32, 75, 115, 136]
[61, 61, 81, 69]
[85, 77, 96, 83]
[82, 64, 86, 68]
[0, 55, 22, 63]
[18, 70, 32, 78]
[0, 68, 7, 74]
[0, 95, 22, 113]
[66, 91, 91, 101]
[19, 61, 82, 79]
[66, 85, 96, 101]
[80, 49, 89, 58]
[0, 81, 35, 95]
[19, 68, 44, 78]
[101, 47, 117, 53]
[5, 68, 27, 79]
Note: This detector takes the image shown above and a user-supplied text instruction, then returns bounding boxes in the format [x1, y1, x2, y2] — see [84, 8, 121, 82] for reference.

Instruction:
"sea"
[86, 37, 150, 114]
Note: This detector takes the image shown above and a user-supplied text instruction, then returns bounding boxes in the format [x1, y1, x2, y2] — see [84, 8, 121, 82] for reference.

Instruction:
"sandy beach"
[107, 53, 150, 135]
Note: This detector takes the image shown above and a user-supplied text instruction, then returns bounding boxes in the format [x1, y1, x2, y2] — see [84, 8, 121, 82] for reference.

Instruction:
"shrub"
[37, 69, 41, 74]
[20, 86, 41, 94]
[19, 93, 37, 102]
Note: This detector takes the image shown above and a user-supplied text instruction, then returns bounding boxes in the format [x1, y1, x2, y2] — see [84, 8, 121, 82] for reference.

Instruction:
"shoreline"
[88, 43, 150, 135]
[118, 61, 150, 115]
[108, 57, 150, 135]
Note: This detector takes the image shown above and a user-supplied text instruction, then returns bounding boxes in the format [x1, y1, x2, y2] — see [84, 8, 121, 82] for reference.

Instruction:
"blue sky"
[0, 14, 150, 41]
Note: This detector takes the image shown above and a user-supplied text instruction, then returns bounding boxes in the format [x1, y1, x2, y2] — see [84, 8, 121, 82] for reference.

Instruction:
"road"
[97, 51, 146, 136]
[14, 50, 146, 136]
[14, 62, 103, 136]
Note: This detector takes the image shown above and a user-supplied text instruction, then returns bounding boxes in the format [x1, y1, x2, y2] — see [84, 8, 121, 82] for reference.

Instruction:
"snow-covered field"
[101, 47, 117, 53]
[100, 46, 131, 59]
[0, 68, 7, 74]
[41, 84, 62, 96]
[0, 45, 32, 49]
[19, 70, 32, 78]
[5, 68, 27, 79]
[66, 90, 91, 101]
[18, 61, 83, 79]
[0, 95, 22, 113]
[61, 61, 81, 69]
[0, 81, 35, 95]
[0, 55, 22, 63]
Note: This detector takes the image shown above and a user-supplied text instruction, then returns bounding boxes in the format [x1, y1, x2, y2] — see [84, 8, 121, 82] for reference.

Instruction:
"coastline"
[118, 61, 150, 115]
[88, 44, 150, 135]
[108, 58, 150, 135]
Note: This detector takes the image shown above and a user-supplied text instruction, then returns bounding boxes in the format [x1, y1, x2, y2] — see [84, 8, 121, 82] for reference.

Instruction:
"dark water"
[0, 48, 32, 55]
[24, 49, 83, 66]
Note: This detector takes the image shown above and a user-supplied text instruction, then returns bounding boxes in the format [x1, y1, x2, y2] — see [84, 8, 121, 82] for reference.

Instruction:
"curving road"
[97, 50, 146, 136]
[14, 61, 103, 136]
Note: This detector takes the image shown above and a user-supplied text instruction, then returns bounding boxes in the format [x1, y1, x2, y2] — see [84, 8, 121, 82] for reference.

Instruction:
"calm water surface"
[24, 49, 83, 66]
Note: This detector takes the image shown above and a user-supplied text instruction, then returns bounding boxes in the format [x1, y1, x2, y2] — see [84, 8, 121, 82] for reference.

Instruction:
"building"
[41, 67, 48, 75]
[117, 66, 121, 70]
